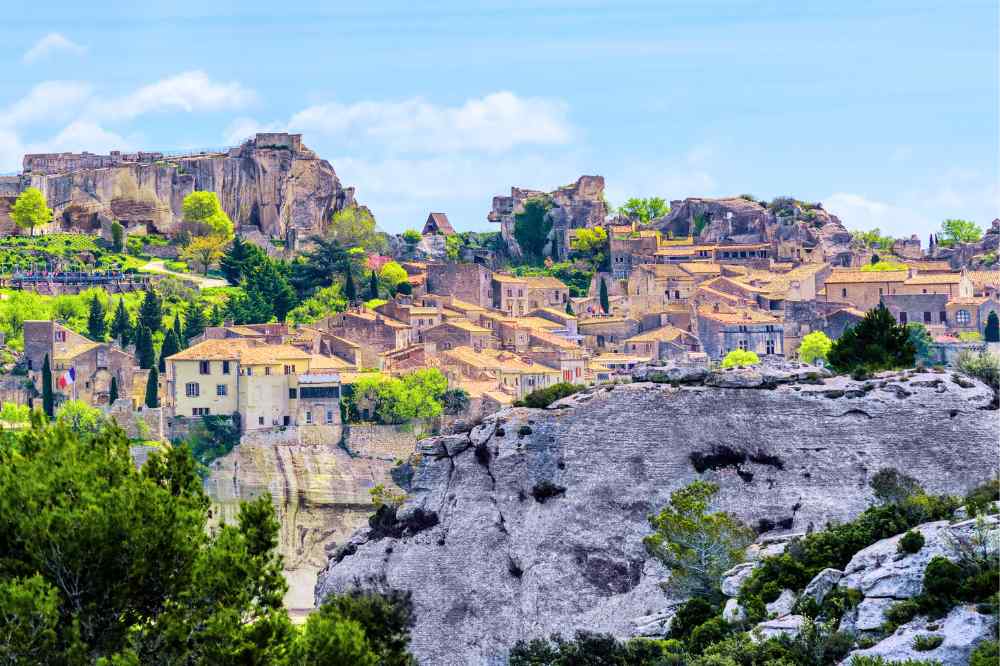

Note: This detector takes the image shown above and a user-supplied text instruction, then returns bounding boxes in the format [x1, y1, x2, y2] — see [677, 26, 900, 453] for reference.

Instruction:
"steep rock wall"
[315, 370, 998, 665]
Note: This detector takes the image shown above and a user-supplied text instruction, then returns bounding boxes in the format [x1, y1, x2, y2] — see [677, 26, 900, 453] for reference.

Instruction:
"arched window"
[956, 309, 971, 326]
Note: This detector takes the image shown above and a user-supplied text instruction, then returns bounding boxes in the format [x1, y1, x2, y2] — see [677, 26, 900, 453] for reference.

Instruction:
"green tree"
[619, 197, 669, 223]
[181, 191, 234, 239]
[721, 349, 760, 368]
[172, 313, 184, 346]
[827, 303, 916, 374]
[445, 234, 462, 260]
[111, 220, 125, 253]
[644, 481, 754, 600]
[135, 325, 156, 370]
[984, 310, 999, 343]
[513, 197, 553, 262]
[144, 367, 159, 408]
[139, 287, 162, 333]
[87, 293, 106, 341]
[288, 284, 348, 325]
[938, 218, 982, 246]
[327, 206, 386, 253]
[10, 187, 52, 236]
[220, 235, 268, 286]
[56, 399, 106, 433]
[599, 277, 609, 314]
[226, 284, 274, 324]
[184, 302, 207, 342]
[906, 322, 935, 363]
[210, 303, 224, 327]
[798, 331, 832, 365]
[180, 235, 227, 275]
[369, 270, 380, 300]
[291, 236, 353, 298]
[345, 268, 357, 303]
[110, 298, 132, 346]
[379, 261, 409, 293]
[159, 330, 181, 373]
[401, 229, 422, 244]
[41, 353, 54, 417]
[109, 376, 118, 404]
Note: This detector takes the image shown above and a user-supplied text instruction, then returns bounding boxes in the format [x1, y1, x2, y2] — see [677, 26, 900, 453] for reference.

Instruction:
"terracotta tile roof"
[522, 275, 568, 290]
[947, 296, 990, 306]
[424, 212, 455, 235]
[625, 325, 689, 343]
[637, 264, 692, 279]
[678, 262, 723, 274]
[589, 352, 652, 366]
[825, 270, 908, 284]
[968, 271, 1000, 287]
[529, 330, 579, 349]
[54, 341, 101, 361]
[492, 273, 528, 284]
[655, 247, 697, 257]
[903, 273, 962, 285]
[440, 319, 492, 333]
[515, 316, 563, 332]
[697, 306, 781, 324]
[444, 346, 560, 374]
[168, 339, 250, 361]
[238, 344, 312, 365]
[308, 354, 356, 370]
[529, 306, 576, 321]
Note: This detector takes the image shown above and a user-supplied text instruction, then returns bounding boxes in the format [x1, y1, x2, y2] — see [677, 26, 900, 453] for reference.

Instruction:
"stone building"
[576, 317, 641, 352]
[422, 212, 455, 236]
[882, 294, 950, 330]
[523, 276, 570, 310]
[491, 274, 529, 315]
[945, 296, 1000, 337]
[421, 320, 494, 352]
[317, 309, 414, 367]
[695, 305, 784, 360]
[426, 262, 493, 307]
[442, 346, 561, 399]
[622, 325, 701, 362]
[822, 270, 909, 310]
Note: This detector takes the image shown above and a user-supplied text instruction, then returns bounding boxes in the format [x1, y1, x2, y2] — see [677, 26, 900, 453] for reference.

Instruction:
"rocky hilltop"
[1, 133, 357, 239]
[315, 366, 997, 664]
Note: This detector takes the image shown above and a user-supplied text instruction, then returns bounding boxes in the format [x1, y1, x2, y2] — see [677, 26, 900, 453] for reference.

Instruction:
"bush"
[870, 468, 921, 505]
[530, 481, 566, 503]
[956, 350, 1000, 393]
[688, 618, 730, 655]
[897, 530, 925, 554]
[513, 383, 584, 408]
[721, 349, 760, 368]
[667, 598, 717, 641]
[827, 303, 916, 374]
[912, 634, 944, 651]
[970, 640, 999, 666]
[849, 658, 942, 666]
[965, 478, 999, 517]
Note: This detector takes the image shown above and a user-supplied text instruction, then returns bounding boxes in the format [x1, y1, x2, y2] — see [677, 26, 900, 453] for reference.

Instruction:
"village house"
[23, 320, 139, 407]
[576, 317, 641, 352]
[822, 269, 909, 310]
[442, 346, 561, 399]
[317, 308, 414, 367]
[882, 294, 951, 330]
[587, 352, 651, 383]
[609, 226, 661, 278]
[523, 275, 570, 309]
[622, 325, 701, 362]
[528, 307, 579, 337]
[967, 270, 1000, 297]
[421, 319, 494, 352]
[695, 304, 784, 360]
[422, 212, 455, 236]
[491, 274, 529, 315]
[375, 296, 444, 336]
[945, 296, 1000, 337]
[897, 272, 973, 298]
[426, 262, 493, 307]
[521, 333, 588, 384]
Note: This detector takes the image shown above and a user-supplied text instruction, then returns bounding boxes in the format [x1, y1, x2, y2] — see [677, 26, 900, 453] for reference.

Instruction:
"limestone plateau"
[0, 133, 358, 239]
[316, 365, 998, 665]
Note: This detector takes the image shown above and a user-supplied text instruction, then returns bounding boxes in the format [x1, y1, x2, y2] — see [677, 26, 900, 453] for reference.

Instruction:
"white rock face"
[802, 568, 843, 605]
[723, 598, 746, 623]
[720, 562, 758, 598]
[842, 604, 994, 666]
[766, 589, 797, 618]
[753, 614, 805, 641]
[855, 597, 897, 631]
[840, 520, 953, 599]
[631, 603, 683, 637]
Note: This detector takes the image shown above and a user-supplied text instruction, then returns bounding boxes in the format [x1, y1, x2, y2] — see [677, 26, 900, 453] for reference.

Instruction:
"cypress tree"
[184, 303, 207, 342]
[159, 330, 181, 372]
[172, 314, 183, 344]
[565, 300, 574, 315]
[87, 294, 106, 341]
[110, 298, 132, 346]
[135, 325, 155, 370]
[344, 268, 357, 303]
[139, 287, 162, 333]
[41, 353, 54, 418]
[210, 303, 224, 327]
[369, 270, 379, 300]
[109, 376, 119, 405]
[827, 303, 916, 373]
[599, 277, 609, 314]
[220, 234, 248, 285]
[985, 310, 1000, 343]
[144, 367, 159, 408]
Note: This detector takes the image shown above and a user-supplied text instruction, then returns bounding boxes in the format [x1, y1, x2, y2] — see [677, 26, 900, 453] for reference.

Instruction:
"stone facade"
[426, 262, 493, 307]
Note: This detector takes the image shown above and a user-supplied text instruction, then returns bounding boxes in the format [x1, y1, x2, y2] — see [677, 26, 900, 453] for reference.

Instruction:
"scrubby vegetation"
[513, 382, 584, 408]
[344, 369, 449, 424]
[721, 349, 760, 368]
[827, 304, 916, 374]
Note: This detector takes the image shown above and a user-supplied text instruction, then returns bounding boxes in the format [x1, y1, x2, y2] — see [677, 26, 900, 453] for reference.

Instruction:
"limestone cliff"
[5, 134, 357, 239]
[315, 368, 998, 665]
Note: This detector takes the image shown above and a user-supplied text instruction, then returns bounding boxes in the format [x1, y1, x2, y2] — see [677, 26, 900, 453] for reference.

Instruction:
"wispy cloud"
[91, 71, 255, 121]
[23, 33, 86, 64]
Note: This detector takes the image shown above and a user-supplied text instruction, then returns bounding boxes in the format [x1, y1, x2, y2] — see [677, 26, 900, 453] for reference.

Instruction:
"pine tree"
[220, 234, 249, 285]
[172, 314, 183, 345]
[135, 325, 156, 370]
[184, 303, 207, 342]
[599, 277, 609, 314]
[369, 270, 379, 300]
[159, 330, 181, 372]
[144, 367, 159, 408]
[985, 310, 1000, 343]
[41, 353, 54, 418]
[256, 262, 297, 321]
[827, 303, 916, 373]
[109, 376, 119, 404]
[210, 303, 224, 327]
[344, 269, 357, 303]
[87, 294, 106, 341]
[110, 298, 132, 346]
[139, 287, 162, 333]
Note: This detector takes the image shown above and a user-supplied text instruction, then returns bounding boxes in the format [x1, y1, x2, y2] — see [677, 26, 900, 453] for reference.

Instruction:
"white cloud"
[92, 71, 255, 122]
[0, 81, 93, 128]
[23, 33, 86, 64]
[222, 117, 285, 146]
[824, 192, 930, 237]
[28, 121, 133, 155]
[289, 91, 572, 154]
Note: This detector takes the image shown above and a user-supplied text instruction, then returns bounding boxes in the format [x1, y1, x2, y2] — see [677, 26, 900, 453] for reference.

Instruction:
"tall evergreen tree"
[827, 303, 916, 373]
[184, 303, 207, 342]
[172, 314, 183, 345]
[144, 367, 159, 408]
[565, 300, 574, 315]
[599, 277, 609, 314]
[220, 235, 268, 286]
[87, 294, 106, 341]
[41, 353, 54, 418]
[159, 330, 181, 373]
[210, 303, 224, 327]
[255, 261, 297, 321]
[139, 287, 162, 333]
[369, 270, 379, 300]
[985, 310, 1000, 343]
[109, 298, 132, 346]
[135, 325, 156, 370]
[109, 376, 118, 404]
[344, 269, 357, 303]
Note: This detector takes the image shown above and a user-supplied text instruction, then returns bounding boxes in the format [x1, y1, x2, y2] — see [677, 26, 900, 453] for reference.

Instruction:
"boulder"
[752, 615, 806, 642]
[721, 562, 758, 597]
[855, 597, 897, 631]
[802, 568, 843, 606]
[631, 363, 708, 384]
[747, 533, 805, 561]
[841, 604, 994, 666]
[631, 603, 683, 637]
[723, 598, 746, 623]
[766, 589, 797, 618]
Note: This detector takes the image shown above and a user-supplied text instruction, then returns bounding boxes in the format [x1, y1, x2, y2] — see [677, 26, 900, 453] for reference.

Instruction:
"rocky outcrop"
[315, 369, 997, 664]
[6, 134, 358, 239]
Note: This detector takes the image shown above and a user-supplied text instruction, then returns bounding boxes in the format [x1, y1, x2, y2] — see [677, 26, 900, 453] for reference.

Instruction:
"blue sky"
[0, 1, 996, 237]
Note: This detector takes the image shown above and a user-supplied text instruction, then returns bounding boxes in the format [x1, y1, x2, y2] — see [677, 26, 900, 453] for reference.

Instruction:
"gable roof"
[423, 212, 455, 235]
[825, 269, 909, 284]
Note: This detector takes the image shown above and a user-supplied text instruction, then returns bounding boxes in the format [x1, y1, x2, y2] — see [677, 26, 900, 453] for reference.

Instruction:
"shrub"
[956, 350, 1000, 393]
[530, 481, 566, 503]
[688, 618, 730, 655]
[965, 477, 999, 516]
[799, 331, 832, 365]
[827, 303, 916, 374]
[970, 640, 999, 666]
[721, 349, 760, 368]
[897, 530, 925, 554]
[912, 634, 944, 651]
[849, 658, 942, 666]
[870, 468, 921, 505]
[513, 383, 584, 408]
[667, 598, 717, 640]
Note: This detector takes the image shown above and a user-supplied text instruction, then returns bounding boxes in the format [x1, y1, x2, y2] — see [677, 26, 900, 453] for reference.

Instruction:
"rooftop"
[903, 273, 963, 285]
[625, 325, 690, 343]
[825, 269, 908, 284]
[697, 305, 781, 324]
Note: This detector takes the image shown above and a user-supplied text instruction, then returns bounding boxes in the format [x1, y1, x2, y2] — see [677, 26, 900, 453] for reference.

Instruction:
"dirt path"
[141, 260, 229, 289]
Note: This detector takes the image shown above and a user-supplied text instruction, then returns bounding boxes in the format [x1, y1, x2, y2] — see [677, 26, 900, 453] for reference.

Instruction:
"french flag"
[57, 367, 76, 389]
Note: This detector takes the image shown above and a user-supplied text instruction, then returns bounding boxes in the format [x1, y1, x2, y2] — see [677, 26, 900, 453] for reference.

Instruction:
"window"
[940, 311, 947, 323]
[216, 384, 227, 396]
[185, 382, 200, 397]
[878, 287, 883, 296]
[325, 410, 334, 424]
[738, 340, 748, 350]
[222, 361, 230, 374]
[300, 386, 340, 399]
[899, 312, 908, 324]
[305, 411, 312, 424]
[192, 407, 210, 416]
[923, 312, 932, 323]
[674, 290, 680, 299]
[264, 367, 271, 376]
[841, 288, 847, 298]
[259, 416, 265, 425]
[26, 359, 32, 370]
[766, 340, 775, 355]
[284, 365, 294, 375]
[289, 388, 298, 399]
[956, 309, 971, 325]
[199, 361, 210, 375]
[246, 367, 253, 376]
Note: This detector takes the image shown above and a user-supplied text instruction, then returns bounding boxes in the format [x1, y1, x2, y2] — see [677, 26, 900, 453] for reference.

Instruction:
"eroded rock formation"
[315, 368, 997, 664]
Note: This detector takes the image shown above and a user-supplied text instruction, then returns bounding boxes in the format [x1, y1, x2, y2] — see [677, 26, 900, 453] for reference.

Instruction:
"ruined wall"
[316, 368, 998, 665]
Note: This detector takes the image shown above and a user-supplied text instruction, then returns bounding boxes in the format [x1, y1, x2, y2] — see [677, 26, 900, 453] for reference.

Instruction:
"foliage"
[851, 228, 895, 250]
[0, 402, 31, 424]
[668, 597, 717, 640]
[937, 218, 982, 246]
[897, 530, 925, 554]
[179, 235, 227, 275]
[183, 302, 207, 342]
[827, 304, 915, 374]
[220, 235, 269, 286]
[985, 311, 999, 342]
[55, 400, 106, 433]
[41, 354, 53, 417]
[159, 329, 182, 372]
[291, 236, 355, 299]
[111, 220, 125, 252]
[619, 197, 670, 224]
[181, 191, 234, 239]
[109, 376, 118, 404]
[328, 206, 386, 253]
[345, 268, 357, 302]
[445, 234, 461, 260]
[599, 277, 609, 313]
[721, 349, 760, 368]
[798, 331, 832, 365]
[514, 196, 553, 262]
[571, 226, 609, 270]
[288, 284, 348, 325]
[379, 261, 409, 291]
[442, 388, 471, 415]
[905, 323, 934, 364]
[964, 478, 999, 517]
[513, 382, 584, 408]
[871, 468, 922, 506]
[87, 293, 107, 341]
[958, 331, 982, 342]
[139, 287, 163, 333]
[955, 349, 1000, 393]
[970, 640, 999, 666]
[692, 213, 709, 238]
[135, 325, 155, 369]
[110, 297, 132, 346]
[10, 187, 52, 236]
[401, 229, 422, 244]
[179, 414, 242, 468]
[144, 367, 159, 408]
[861, 260, 908, 272]
[346, 369, 449, 424]
[911, 634, 943, 651]
[509, 631, 682, 666]
[645, 481, 754, 601]
[848, 658, 942, 666]
[512, 262, 593, 298]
